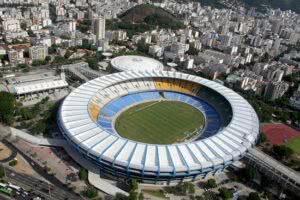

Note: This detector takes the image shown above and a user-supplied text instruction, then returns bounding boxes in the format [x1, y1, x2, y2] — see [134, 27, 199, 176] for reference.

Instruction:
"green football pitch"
[285, 137, 300, 154]
[115, 101, 205, 144]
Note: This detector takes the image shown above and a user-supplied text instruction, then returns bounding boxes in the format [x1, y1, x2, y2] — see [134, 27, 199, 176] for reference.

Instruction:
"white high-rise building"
[2, 19, 20, 32]
[92, 16, 106, 41]
[68, 20, 76, 32]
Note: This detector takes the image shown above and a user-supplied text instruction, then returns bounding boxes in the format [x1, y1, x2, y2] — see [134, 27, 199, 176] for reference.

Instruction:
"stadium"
[58, 71, 260, 183]
[110, 55, 164, 71]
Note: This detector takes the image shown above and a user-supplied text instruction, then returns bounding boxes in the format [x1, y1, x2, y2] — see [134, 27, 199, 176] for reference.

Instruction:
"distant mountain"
[198, 0, 300, 13]
[119, 4, 185, 29]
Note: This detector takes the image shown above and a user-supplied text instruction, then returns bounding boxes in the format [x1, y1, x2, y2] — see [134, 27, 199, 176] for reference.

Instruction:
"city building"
[264, 81, 289, 101]
[2, 19, 20, 32]
[5, 71, 68, 98]
[7, 49, 25, 64]
[290, 86, 300, 110]
[29, 46, 48, 61]
[92, 16, 106, 41]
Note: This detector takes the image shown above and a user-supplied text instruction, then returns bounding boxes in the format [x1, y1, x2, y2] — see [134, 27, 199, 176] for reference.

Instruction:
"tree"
[164, 182, 194, 196]
[20, 22, 27, 30]
[41, 97, 50, 104]
[22, 68, 30, 72]
[0, 165, 5, 178]
[273, 145, 294, 159]
[9, 160, 18, 167]
[31, 121, 46, 135]
[129, 191, 137, 200]
[79, 167, 88, 181]
[195, 196, 204, 200]
[32, 59, 47, 66]
[187, 45, 200, 55]
[28, 30, 36, 37]
[82, 186, 98, 198]
[114, 193, 128, 200]
[53, 56, 67, 64]
[129, 179, 138, 191]
[45, 56, 51, 62]
[87, 58, 98, 70]
[205, 178, 217, 188]
[48, 44, 58, 54]
[203, 191, 218, 200]
[247, 192, 260, 200]
[77, 19, 91, 33]
[187, 183, 195, 194]
[0, 92, 16, 125]
[259, 133, 267, 144]
[64, 50, 73, 59]
[218, 187, 233, 199]
[17, 63, 29, 69]
[49, 3, 57, 23]
[138, 193, 144, 200]
[19, 107, 34, 120]
[242, 166, 256, 181]
[238, 196, 248, 200]
[137, 42, 149, 54]
[0, 54, 6, 61]
[142, 8, 185, 30]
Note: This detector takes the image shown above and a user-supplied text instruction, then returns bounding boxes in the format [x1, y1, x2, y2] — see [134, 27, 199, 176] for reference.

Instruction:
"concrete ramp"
[88, 171, 128, 196]
[10, 127, 67, 147]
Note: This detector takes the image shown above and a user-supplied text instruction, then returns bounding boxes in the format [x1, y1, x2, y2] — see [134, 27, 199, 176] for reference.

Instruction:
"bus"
[0, 183, 7, 187]
[8, 183, 21, 191]
[0, 185, 12, 196]
[3, 74, 15, 79]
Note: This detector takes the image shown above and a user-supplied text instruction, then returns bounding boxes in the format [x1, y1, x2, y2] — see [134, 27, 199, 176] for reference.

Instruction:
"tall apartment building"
[92, 16, 106, 41]
[264, 81, 289, 101]
[8, 49, 25, 64]
[29, 46, 48, 61]
[289, 86, 300, 110]
[271, 20, 282, 34]
[2, 19, 21, 32]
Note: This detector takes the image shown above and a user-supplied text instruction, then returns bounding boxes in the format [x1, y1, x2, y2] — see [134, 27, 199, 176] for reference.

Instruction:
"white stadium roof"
[59, 71, 259, 173]
[13, 80, 68, 95]
[111, 56, 164, 71]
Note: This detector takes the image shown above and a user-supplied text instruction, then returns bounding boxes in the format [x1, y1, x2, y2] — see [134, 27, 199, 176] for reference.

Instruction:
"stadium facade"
[58, 71, 259, 183]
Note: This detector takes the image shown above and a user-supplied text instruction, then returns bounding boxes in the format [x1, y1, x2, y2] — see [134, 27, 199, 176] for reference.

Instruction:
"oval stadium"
[58, 71, 259, 183]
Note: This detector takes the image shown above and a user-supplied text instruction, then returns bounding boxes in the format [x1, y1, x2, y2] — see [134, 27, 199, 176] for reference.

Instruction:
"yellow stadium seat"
[161, 79, 172, 90]
[172, 79, 182, 92]
[154, 78, 164, 90]
[89, 102, 100, 122]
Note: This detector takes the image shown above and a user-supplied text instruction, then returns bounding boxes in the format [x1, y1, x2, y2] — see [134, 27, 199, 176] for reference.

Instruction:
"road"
[4, 167, 80, 200]
[2, 140, 82, 200]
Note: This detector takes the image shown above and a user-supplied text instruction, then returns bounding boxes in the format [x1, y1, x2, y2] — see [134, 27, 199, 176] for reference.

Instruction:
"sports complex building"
[110, 56, 164, 72]
[58, 70, 260, 183]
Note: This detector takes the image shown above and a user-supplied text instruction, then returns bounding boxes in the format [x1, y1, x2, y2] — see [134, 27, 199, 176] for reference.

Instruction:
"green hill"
[119, 4, 185, 30]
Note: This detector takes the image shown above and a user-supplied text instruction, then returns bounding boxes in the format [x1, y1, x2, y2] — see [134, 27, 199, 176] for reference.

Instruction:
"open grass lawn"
[115, 101, 205, 144]
[285, 137, 300, 154]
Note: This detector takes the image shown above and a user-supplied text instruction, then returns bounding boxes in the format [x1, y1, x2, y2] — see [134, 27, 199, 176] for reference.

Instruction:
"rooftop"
[111, 55, 164, 71]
